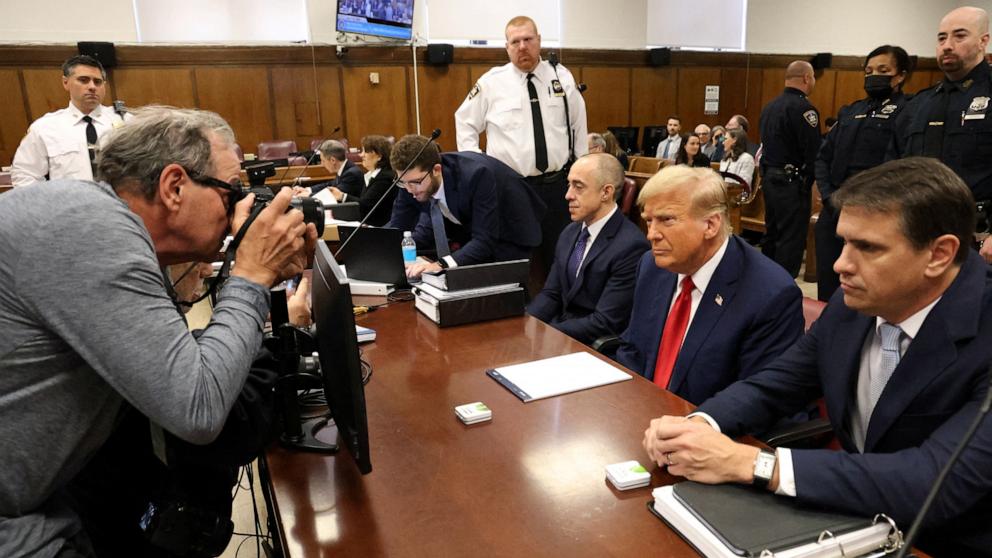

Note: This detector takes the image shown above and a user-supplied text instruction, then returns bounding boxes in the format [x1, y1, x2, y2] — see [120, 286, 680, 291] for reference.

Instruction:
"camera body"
[244, 161, 325, 236]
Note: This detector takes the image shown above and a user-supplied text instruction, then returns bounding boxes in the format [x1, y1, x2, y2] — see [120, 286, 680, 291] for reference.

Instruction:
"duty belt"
[526, 168, 568, 184]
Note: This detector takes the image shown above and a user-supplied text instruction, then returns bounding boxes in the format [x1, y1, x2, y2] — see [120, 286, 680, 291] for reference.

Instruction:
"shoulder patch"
[467, 83, 481, 100]
[803, 110, 819, 127]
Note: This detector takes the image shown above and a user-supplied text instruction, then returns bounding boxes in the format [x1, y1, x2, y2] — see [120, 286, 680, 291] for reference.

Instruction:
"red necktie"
[653, 276, 695, 388]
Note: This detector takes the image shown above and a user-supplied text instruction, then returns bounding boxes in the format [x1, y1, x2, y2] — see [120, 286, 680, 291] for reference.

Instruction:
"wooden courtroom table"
[262, 299, 704, 557]
[238, 164, 334, 187]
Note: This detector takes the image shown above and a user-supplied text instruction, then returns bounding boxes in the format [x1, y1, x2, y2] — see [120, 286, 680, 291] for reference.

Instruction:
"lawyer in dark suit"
[644, 158, 992, 556]
[308, 139, 364, 197]
[528, 154, 649, 345]
[322, 135, 397, 227]
[390, 134, 546, 279]
[615, 165, 803, 405]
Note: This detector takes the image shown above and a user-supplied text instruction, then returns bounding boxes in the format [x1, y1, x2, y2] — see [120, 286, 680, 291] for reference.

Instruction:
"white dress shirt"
[655, 134, 682, 161]
[695, 297, 941, 498]
[574, 204, 618, 272]
[455, 59, 588, 177]
[11, 103, 124, 187]
[719, 153, 756, 185]
[667, 236, 730, 351]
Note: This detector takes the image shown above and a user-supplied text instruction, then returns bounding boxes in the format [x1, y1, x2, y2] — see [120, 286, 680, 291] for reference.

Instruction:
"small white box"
[605, 460, 652, 490]
[455, 402, 492, 424]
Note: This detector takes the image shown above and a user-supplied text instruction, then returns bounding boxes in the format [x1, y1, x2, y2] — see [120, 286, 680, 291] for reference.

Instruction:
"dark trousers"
[814, 200, 843, 302]
[526, 170, 570, 287]
[761, 169, 811, 278]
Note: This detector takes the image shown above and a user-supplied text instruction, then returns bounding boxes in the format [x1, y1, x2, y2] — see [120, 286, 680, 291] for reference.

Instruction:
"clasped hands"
[643, 415, 761, 486]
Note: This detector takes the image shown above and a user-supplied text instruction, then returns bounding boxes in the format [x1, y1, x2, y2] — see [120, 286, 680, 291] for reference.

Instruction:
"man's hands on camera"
[231, 188, 318, 288]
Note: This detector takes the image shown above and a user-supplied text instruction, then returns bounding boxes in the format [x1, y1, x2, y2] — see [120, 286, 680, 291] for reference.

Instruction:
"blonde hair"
[638, 165, 731, 236]
[505, 15, 539, 36]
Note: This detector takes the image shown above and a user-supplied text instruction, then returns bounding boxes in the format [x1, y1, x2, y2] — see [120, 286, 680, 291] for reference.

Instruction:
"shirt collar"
[68, 102, 102, 122]
[677, 235, 730, 296]
[875, 296, 941, 341]
[584, 204, 617, 240]
[337, 158, 348, 175]
[513, 59, 545, 80]
[431, 174, 446, 205]
[365, 167, 381, 179]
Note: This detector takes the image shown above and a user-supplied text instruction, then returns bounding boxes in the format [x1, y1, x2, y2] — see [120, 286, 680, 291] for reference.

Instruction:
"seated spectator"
[695, 124, 714, 159]
[615, 165, 803, 404]
[308, 139, 363, 197]
[528, 153, 649, 345]
[675, 133, 712, 168]
[602, 130, 630, 171]
[324, 135, 397, 226]
[718, 128, 756, 187]
[588, 132, 607, 154]
[708, 125, 727, 161]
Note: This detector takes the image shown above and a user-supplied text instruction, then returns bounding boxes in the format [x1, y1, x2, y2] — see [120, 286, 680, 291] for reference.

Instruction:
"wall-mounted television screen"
[336, 0, 415, 41]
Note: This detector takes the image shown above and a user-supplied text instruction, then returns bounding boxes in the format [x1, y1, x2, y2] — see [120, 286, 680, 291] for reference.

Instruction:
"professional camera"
[243, 161, 325, 236]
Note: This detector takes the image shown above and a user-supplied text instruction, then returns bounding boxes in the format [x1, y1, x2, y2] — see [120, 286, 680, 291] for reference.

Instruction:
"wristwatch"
[752, 449, 777, 490]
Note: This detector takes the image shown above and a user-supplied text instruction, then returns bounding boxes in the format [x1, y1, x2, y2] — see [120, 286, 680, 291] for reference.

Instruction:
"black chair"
[642, 126, 668, 157]
[607, 126, 639, 154]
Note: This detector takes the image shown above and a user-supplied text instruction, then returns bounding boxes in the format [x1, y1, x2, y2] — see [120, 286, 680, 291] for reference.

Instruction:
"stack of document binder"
[413, 259, 529, 327]
[650, 482, 903, 557]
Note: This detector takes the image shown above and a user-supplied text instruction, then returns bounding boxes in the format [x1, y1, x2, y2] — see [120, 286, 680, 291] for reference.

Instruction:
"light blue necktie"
[868, 323, 903, 417]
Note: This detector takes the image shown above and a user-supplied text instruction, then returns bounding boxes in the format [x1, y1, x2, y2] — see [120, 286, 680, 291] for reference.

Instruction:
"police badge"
[551, 79, 565, 97]
[467, 83, 481, 101]
[970, 96, 990, 112]
[880, 104, 897, 115]
[803, 110, 819, 127]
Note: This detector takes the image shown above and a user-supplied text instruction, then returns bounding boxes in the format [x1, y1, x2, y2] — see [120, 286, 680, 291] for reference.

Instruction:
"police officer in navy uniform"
[455, 15, 588, 284]
[814, 45, 911, 301]
[758, 60, 821, 278]
[890, 6, 992, 263]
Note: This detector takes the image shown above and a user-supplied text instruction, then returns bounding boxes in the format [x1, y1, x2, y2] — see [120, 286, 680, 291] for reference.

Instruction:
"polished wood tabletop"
[263, 299, 704, 557]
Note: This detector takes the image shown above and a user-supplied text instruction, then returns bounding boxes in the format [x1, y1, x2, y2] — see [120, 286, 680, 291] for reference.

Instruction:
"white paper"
[490, 352, 631, 402]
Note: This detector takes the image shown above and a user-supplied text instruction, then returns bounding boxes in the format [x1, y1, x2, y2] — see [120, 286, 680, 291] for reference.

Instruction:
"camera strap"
[172, 202, 267, 308]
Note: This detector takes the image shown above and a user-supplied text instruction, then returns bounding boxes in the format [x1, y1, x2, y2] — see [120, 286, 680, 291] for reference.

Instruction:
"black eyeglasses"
[183, 167, 245, 214]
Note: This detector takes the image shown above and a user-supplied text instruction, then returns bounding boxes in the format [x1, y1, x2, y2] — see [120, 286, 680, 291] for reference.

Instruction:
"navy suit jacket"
[412, 152, 546, 265]
[696, 251, 992, 551]
[615, 235, 803, 405]
[527, 209, 649, 345]
[355, 167, 396, 227]
[312, 159, 364, 197]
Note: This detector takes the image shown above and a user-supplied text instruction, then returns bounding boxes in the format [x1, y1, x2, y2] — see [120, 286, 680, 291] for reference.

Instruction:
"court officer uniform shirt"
[11, 104, 124, 187]
[455, 58, 588, 177]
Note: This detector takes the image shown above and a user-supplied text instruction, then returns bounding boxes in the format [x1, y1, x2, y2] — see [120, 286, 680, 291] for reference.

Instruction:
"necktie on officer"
[566, 227, 590, 281]
[653, 276, 695, 389]
[527, 73, 549, 173]
[430, 198, 451, 259]
[83, 115, 98, 177]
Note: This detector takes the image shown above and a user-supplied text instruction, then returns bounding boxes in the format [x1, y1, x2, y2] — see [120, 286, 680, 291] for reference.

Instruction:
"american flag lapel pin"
[715, 294, 724, 306]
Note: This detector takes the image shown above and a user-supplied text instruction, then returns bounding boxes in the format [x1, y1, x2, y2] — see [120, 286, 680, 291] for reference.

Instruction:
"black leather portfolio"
[421, 259, 529, 292]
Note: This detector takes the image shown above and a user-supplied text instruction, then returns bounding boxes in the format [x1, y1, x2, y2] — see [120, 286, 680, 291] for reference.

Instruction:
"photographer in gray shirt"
[0, 106, 317, 557]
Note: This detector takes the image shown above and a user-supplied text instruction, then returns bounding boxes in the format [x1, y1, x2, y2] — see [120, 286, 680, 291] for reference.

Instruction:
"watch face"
[755, 451, 776, 480]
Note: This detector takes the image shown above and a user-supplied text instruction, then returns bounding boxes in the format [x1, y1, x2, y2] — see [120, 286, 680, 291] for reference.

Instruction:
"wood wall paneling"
[579, 66, 631, 134]
[112, 68, 196, 109]
[341, 66, 412, 146]
[717, 67, 764, 135]
[194, 67, 274, 157]
[270, 66, 344, 152]
[21, 67, 68, 122]
[832, 70, 867, 115]
[674, 67, 722, 132]
[415, 64, 470, 152]
[806, 70, 837, 131]
[630, 67, 678, 133]
[0, 70, 31, 166]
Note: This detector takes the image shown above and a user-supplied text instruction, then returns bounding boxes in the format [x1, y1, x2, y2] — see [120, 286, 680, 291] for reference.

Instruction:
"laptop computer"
[335, 225, 409, 287]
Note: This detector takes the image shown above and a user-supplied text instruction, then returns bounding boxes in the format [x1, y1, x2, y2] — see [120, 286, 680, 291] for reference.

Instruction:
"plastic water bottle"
[401, 231, 417, 264]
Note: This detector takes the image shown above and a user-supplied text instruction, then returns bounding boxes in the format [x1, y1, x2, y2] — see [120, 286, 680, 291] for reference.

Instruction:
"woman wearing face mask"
[813, 45, 910, 302]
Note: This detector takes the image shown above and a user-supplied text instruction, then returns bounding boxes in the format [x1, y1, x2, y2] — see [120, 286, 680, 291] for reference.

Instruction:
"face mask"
[864, 74, 894, 99]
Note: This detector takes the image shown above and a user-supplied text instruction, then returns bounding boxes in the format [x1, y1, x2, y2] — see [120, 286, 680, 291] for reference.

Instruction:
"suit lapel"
[863, 255, 984, 451]
[558, 223, 582, 296]
[644, 271, 677, 372]
[667, 238, 741, 392]
[822, 310, 873, 448]
[564, 211, 622, 302]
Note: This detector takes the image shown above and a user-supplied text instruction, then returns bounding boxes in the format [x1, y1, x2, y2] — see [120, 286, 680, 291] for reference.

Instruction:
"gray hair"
[588, 133, 607, 151]
[318, 139, 347, 162]
[96, 105, 235, 199]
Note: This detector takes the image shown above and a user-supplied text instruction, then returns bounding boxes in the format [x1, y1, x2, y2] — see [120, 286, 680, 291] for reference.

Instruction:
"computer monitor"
[642, 126, 668, 156]
[312, 240, 372, 474]
[335, 225, 408, 287]
[607, 126, 639, 154]
[336, 0, 415, 40]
